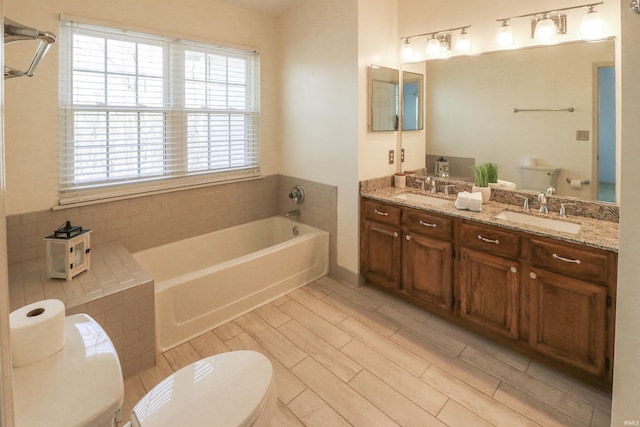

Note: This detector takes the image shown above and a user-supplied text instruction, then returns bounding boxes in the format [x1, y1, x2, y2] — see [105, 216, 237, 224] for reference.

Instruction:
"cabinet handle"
[419, 220, 437, 228]
[374, 209, 389, 216]
[510, 266, 517, 273]
[477, 235, 500, 245]
[393, 232, 399, 238]
[406, 235, 412, 241]
[530, 272, 537, 279]
[552, 253, 581, 264]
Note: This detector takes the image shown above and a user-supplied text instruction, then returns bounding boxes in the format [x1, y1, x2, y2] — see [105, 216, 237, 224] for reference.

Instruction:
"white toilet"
[12, 314, 277, 427]
[519, 165, 560, 192]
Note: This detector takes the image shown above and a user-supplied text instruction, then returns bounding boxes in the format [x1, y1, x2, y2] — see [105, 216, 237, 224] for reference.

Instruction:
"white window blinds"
[59, 20, 260, 204]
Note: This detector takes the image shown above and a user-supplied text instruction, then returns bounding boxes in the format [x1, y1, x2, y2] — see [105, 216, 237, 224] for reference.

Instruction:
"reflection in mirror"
[370, 65, 399, 131]
[402, 71, 423, 131]
[416, 39, 615, 203]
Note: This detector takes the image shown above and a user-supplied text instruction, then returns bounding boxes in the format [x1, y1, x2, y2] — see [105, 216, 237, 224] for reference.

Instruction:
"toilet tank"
[519, 165, 560, 191]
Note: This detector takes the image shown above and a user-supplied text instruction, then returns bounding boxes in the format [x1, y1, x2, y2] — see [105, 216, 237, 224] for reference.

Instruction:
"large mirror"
[413, 39, 615, 203]
[402, 71, 423, 131]
[370, 65, 399, 131]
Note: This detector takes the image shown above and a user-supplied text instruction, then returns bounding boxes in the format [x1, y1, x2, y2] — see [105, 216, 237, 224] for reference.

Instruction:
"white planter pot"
[472, 185, 492, 203]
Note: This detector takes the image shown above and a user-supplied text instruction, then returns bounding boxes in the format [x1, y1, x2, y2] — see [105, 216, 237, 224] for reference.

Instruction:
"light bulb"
[456, 28, 471, 53]
[495, 21, 514, 48]
[580, 7, 605, 40]
[426, 36, 441, 57]
[534, 15, 558, 44]
[402, 39, 414, 61]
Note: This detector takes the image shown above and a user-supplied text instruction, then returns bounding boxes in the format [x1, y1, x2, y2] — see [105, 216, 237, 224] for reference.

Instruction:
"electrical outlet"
[401, 148, 405, 162]
[576, 130, 589, 141]
[388, 150, 395, 164]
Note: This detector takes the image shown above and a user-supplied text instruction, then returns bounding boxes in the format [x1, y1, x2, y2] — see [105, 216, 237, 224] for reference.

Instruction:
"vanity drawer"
[459, 221, 521, 259]
[529, 238, 609, 284]
[403, 208, 453, 241]
[363, 200, 401, 226]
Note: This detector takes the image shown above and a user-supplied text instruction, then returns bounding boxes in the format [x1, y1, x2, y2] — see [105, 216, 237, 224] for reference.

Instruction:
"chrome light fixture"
[496, 1, 604, 48]
[631, 0, 640, 13]
[400, 25, 471, 61]
[495, 20, 515, 48]
[401, 38, 414, 61]
[533, 13, 562, 44]
[580, 6, 606, 40]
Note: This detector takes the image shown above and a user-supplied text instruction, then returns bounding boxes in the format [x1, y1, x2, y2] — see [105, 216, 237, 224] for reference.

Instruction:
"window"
[59, 20, 260, 204]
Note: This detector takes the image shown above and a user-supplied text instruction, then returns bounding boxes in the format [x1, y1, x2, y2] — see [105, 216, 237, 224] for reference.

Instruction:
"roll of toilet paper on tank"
[10, 299, 66, 367]
[570, 179, 583, 189]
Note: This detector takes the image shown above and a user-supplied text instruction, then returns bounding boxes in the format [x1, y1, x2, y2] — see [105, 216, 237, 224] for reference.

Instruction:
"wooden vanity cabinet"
[458, 221, 521, 340]
[360, 196, 617, 388]
[402, 208, 453, 315]
[361, 200, 402, 289]
[524, 237, 616, 383]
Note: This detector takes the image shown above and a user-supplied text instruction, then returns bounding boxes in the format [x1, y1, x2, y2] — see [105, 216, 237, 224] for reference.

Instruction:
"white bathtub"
[133, 216, 329, 352]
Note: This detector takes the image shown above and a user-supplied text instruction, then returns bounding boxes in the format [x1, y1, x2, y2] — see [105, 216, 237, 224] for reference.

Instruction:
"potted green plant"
[472, 162, 495, 202]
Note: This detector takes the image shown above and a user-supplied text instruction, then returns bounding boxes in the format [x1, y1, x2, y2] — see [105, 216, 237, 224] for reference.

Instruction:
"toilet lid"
[131, 350, 275, 427]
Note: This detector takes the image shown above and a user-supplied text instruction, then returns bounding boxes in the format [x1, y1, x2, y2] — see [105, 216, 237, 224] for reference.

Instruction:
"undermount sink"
[393, 192, 451, 207]
[493, 210, 582, 235]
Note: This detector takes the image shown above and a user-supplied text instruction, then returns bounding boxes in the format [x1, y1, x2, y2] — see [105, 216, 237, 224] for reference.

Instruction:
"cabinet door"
[528, 267, 608, 377]
[403, 233, 452, 312]
[459, 248, 519, 339]
[362, 220, 401, 289]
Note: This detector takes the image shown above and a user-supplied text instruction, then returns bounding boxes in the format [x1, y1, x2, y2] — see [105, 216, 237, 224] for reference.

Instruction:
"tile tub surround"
[8, 242, 155, 379]
[6, 175, 339, 270]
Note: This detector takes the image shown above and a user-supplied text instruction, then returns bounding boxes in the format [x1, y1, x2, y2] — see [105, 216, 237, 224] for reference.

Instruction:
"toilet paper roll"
[10, 299, 66, 367]
[570, 179, 583, 189]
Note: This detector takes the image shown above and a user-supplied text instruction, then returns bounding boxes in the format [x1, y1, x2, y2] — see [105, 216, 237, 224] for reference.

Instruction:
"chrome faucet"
[285, 209, 300, 219]
[444, 184, 456, 197]
[416, 179, 427, 192]
[559, 202, 575, 218]
[517, 195, 530, 212]
[430, 178, 437, 194]
[538, 193, 548, 214]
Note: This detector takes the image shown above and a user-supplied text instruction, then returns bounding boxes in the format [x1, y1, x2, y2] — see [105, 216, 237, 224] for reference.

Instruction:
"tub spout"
[285, 209, 300, 219]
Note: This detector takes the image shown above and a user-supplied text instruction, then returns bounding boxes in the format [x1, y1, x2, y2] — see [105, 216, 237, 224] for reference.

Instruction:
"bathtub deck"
[123, 276, 612, 427]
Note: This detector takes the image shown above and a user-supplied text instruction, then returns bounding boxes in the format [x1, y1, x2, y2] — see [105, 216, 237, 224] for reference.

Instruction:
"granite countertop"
[362, 187, 619, 253]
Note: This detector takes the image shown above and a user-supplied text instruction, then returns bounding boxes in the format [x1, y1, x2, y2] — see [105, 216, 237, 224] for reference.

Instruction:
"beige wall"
[3, 0, 282, 215]
[279, 0, 360, 279]
[612, 0, 640, 423]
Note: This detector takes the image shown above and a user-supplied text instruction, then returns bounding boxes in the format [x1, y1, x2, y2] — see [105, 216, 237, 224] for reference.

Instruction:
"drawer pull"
[419, 220, 437, 228]
[478, 235, 500, 245]
[374, 209, 389, 216]
[529, 272, 537, 279]
[510, 266, 517, 273]
[406, 235, 411, 241]
[393, 232, 399, 238]
[552, 253, 581, 264]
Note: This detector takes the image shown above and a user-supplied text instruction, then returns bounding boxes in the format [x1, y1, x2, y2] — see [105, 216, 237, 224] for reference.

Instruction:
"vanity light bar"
[401, 24, 471, 42]
[496, 1, 603, 24]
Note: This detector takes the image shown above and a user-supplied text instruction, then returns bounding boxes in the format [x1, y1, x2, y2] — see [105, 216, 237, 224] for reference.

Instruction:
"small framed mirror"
[369, 65, 399, 131]
[402, 71, 423, 131]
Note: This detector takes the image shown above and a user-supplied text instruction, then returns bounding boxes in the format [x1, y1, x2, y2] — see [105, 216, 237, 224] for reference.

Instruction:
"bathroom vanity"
[360, 183, 618, 390]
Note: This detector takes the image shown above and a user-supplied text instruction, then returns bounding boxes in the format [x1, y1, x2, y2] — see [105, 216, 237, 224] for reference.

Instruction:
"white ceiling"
[216, 0, 297, 16]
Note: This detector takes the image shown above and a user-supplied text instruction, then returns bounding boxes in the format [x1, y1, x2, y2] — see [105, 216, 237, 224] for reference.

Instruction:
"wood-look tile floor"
[122, 276, 612, 426]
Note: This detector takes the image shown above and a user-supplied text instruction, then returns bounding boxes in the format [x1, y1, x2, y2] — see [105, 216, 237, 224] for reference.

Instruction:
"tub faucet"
[285, 209, 300, 219]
